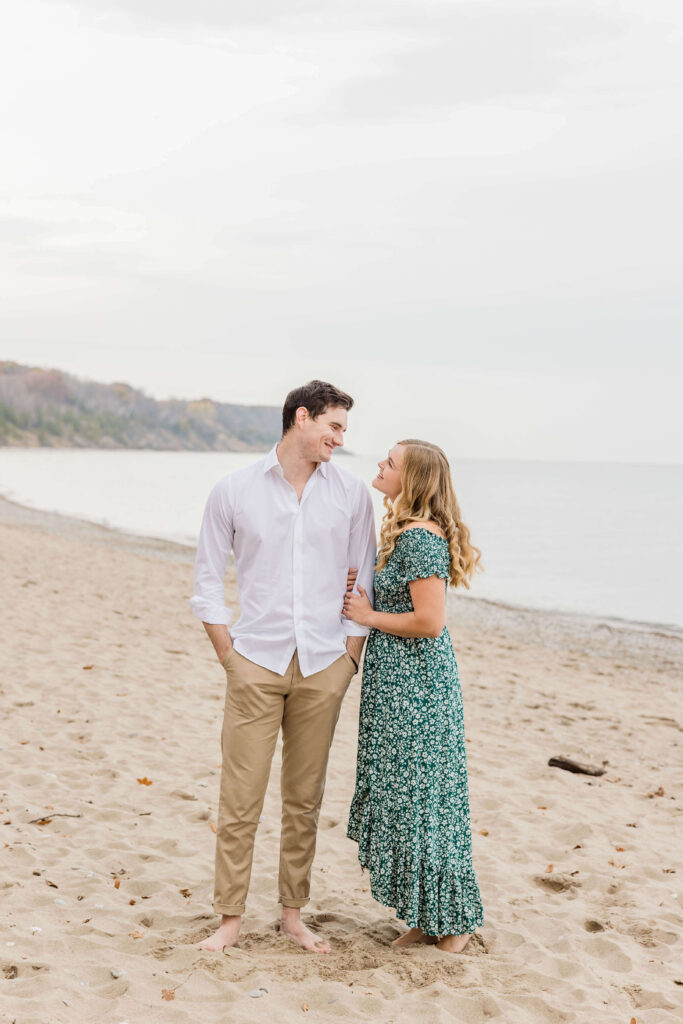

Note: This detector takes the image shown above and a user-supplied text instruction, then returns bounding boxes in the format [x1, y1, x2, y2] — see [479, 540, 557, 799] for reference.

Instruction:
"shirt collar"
[263, 444, 328, 478]
[264, 445, 282, 475]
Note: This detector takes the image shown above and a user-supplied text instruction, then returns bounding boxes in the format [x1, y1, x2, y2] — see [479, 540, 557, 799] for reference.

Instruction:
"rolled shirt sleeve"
[189, 479, 235, 626]
[343, 481, 377, 637]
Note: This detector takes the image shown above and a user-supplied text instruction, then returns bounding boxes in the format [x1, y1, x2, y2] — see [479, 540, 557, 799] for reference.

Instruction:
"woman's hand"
[343, 584, 374, 626]
[346, 567, 358, 593]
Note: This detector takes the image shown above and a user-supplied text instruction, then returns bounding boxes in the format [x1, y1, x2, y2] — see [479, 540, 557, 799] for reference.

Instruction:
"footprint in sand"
[627, 925, 679, 948]
[624, 983, 680, 1011]
[310, 911, 356, 928]
[466, 933, 489, 955]
[2, 961, 50, 979]
[586, 935, 632, 973]
[363, 919, 404, 945]
[533, 873, 582, 894]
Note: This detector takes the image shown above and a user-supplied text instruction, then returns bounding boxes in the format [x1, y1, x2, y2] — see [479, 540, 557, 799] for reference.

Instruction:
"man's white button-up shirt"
[189, 446, 377, 678]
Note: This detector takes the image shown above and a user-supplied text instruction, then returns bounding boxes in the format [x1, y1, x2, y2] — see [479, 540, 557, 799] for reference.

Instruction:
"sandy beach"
[1, 494, 681, 1024]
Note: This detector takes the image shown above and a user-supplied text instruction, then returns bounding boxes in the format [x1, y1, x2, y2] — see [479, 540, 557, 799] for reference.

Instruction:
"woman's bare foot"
[198, 914, 242, 951]
[281, 907, 330, 953]
[436, 932, 471, 953]
[391, 927, 426, 947]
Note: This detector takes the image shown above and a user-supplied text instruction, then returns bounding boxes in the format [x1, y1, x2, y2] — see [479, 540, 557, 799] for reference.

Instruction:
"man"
[190, 380, 376, 953]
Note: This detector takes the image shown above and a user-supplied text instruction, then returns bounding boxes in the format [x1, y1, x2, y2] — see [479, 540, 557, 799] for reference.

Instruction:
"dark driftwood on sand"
[548, 756, 606, 776]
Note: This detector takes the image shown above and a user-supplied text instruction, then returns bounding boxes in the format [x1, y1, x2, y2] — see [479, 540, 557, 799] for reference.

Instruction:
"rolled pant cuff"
[213, 902, 245, 916]
[278, 896, 310, 908]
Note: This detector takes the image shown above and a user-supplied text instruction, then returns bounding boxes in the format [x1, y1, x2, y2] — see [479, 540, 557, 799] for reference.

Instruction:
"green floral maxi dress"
[347, 528, 484, 936]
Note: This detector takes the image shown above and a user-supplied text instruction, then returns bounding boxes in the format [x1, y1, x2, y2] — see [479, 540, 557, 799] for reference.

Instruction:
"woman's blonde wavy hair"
[376, 439, 481, 588]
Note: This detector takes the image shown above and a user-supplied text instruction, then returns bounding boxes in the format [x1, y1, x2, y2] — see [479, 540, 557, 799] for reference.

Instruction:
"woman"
[343, 439, 484, 952]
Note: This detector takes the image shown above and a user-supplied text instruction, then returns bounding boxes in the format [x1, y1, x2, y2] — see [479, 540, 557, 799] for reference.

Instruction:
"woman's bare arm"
[343, 575, 446, 639]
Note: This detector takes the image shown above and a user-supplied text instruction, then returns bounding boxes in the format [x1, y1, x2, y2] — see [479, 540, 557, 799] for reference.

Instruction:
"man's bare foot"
[280, 907, 330, 954]
[436, 932, 471, 953]
[198, 914, 242, 951]
[391, 927, 430, 947]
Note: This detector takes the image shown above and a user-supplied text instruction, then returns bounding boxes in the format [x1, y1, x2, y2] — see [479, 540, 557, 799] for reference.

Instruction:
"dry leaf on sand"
[114, 878, 120, 889]
[545, 864, 554, 873]
[162, 989, 175, 1001]
[137, 777, 153, 786]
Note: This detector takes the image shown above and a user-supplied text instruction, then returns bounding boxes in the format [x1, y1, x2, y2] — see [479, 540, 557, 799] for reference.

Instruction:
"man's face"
[300, 404, 348, 462]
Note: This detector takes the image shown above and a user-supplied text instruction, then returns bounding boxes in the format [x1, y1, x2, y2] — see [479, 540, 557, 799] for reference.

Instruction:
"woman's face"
[373, 444, 404, 501]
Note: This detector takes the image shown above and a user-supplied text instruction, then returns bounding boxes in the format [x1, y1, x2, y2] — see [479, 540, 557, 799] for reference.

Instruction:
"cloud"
[0, 217, 118, 246]
[0, 199, 148, 280]
[310, 3, 628, 121]
[45, 0, 626, 120]
[42, 0, 411, 33]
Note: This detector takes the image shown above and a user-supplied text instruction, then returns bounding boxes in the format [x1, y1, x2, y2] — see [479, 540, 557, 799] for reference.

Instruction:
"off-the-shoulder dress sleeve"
[398, 529, 450, 582]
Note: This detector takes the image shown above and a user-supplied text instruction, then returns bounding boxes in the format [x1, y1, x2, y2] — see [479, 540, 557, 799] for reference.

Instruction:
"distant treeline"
[0, 362, 281, 451]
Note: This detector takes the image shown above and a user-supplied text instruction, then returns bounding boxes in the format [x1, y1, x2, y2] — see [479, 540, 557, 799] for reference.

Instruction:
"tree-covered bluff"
[0, 362, 281, 451]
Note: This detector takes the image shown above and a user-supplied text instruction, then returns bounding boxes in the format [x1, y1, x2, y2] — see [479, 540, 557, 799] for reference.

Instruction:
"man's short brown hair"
[282, 380, 354, 435]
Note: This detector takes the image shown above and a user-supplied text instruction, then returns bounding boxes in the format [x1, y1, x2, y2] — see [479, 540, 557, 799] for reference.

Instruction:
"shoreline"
[1, 491, 681, 641]
[2, 441, 682, 468]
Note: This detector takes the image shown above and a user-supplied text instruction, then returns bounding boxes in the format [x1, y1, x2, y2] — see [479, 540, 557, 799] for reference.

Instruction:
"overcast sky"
[1, 0, 682, 461]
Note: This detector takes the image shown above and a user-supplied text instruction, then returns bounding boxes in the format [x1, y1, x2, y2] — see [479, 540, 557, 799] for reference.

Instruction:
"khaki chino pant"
[213, 647, 356, 916]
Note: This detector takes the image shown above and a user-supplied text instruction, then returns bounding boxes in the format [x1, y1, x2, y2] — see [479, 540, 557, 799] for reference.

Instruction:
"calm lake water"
[1, 448, 682, 630]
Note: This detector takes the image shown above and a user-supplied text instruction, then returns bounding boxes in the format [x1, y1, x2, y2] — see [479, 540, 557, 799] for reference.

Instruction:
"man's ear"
[295, 406, 310, 429]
